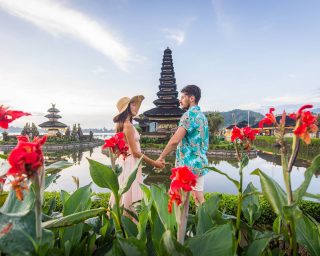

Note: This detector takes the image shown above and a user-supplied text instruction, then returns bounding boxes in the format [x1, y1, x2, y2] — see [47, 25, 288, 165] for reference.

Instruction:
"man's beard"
[181, 102, 190, 110]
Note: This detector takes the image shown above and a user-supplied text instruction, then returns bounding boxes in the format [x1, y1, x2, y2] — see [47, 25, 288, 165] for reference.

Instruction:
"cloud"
[212, 0, 234, 37]
[0, 0, 136, 71]
[237, 102, 262, 110]
[263, 94, 320, 105]
[162, 28, 185, 45]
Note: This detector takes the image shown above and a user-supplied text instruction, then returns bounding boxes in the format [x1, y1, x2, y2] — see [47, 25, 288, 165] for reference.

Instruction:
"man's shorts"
[192, 175, 204, 192]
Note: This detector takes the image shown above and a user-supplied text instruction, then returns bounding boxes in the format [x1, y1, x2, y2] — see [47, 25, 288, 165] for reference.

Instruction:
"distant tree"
[65, 127, 71, 138]
[2, 131, 8, 141]
[89, 131, 93, 142]
[21, 123, 31, 137]
[71, 124, 78, 141]
[31, 123, 39, 139]
[205, 112, 224, 143]
[77, 124, 83, 141]
[56, 130, 62, 138]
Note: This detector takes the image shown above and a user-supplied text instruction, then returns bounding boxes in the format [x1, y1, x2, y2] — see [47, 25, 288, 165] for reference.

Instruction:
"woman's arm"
[124, 122, 164, 169]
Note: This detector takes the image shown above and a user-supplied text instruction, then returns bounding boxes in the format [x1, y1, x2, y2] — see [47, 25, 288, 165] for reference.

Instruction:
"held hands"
[154, 159, 165, 170]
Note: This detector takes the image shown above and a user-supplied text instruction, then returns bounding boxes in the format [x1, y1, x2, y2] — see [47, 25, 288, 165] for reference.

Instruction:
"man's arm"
[158, 126, 187, 161]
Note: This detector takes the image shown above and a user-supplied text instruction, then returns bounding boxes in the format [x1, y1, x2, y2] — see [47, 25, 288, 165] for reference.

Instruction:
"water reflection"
[11, 146, 318, 195]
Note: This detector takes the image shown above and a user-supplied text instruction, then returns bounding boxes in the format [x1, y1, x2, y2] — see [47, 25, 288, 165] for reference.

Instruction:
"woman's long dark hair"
[114, 105, 133, 132]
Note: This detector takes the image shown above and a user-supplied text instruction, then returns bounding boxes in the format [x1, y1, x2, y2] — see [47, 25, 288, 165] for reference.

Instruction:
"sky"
[0, 0, 319, 129]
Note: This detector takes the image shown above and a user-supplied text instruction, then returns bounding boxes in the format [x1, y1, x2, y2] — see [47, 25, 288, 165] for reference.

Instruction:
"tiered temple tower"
[142, 47, 184, 137]
[39, 104, 67, 136]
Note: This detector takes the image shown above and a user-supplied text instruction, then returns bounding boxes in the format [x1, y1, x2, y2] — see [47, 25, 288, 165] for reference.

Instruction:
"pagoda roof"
[45, 113, 62, 119]
[39, 121, 67, 128]
[47, 107, 60, 113]
[154, 98, 179, 106]
[157, 91, 178, 96]
[164, 47, 172, 54]
[144, 107, 185, 117]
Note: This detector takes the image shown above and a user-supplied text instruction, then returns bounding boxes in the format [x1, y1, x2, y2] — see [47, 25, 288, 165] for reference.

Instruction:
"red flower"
[168, 166, 197, 213]
[102, 132, 129, 159]
[6, 135, 46, 200]
[0, 106, 30, 129]
[7, 135, 47, 178]
[291, 105, 318, 144]
[231, 126, 243, 141]
[259, 107, 277, 128]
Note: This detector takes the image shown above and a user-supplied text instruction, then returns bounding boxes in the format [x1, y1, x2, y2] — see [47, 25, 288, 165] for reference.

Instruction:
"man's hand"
[154, 159, 165, 169]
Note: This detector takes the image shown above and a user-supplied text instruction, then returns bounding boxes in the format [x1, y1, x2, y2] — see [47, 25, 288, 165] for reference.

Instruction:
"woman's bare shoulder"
[123, 121, 133, 129]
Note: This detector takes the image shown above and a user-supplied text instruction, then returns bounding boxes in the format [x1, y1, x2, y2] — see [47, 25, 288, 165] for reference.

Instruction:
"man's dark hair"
[181, 85, 201, 104]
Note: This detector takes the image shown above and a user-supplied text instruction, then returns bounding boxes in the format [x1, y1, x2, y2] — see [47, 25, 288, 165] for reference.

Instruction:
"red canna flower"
[231, 126, 243, 142]
[231, 126, 259, 150]
[102, 132, 129, 159]
[6, 135, 46, 200]
[7, 135, 47, 178]
[0, 105, 31, 129]
[259, 107, 277, 128]
[168, 166, 197, 213]
[291, 105, 318, 144]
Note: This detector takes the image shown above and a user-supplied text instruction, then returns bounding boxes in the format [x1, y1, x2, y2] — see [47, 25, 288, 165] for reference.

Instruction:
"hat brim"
[113, 95, 145, 122]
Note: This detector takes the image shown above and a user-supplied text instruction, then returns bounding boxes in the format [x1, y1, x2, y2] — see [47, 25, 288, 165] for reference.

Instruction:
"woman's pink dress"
[109, 127, 143, 210]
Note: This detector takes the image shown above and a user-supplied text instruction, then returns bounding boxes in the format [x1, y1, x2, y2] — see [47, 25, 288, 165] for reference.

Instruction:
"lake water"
[35, 146, 320, 195]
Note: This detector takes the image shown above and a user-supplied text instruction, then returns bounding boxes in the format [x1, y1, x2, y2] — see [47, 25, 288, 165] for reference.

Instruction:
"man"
[158, 85, 209, 205]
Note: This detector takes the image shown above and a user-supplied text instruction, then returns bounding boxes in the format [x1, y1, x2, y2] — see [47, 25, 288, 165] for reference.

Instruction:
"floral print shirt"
[175, 105, 209, 176]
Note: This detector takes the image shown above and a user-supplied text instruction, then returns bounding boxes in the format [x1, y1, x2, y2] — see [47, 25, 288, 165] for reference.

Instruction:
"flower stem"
[32, 173, 42, 242]
[235, 165, 243, 253]
[177, 192, 190, 244]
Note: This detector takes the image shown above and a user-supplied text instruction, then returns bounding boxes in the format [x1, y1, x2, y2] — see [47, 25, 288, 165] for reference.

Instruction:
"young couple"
[110, 85, 209, 211]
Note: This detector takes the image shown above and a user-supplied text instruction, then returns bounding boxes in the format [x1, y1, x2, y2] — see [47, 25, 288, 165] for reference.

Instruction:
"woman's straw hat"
[113, 95, 144, 122]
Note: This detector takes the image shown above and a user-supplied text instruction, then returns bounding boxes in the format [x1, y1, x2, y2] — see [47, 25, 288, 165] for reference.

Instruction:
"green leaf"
[60, 190, 70, 205]
[244, 237, 272, 256]
[119, 157, 142, 196]
[59, 184, 92, 250]
[88, 158, 119, 195]
[42, 208, 105, 229]
[293, 154, 320, 202]
[151, 185, 176, 231]
[121, 215, 138, 237]
[251, 168, 287, 216]
[242, 182, 261, 226]
[137, 200, 151, 242]
[206, 166, 240, 189]
[296, 213, 320, 256]
[186, 223, 235, 256]
[159, 230, 192, 256]
[0, 210, 54, 255]
[45, 173, 59, 190]
[196, 194, 225, 235]
[0, 186, 35, 214]
[118, 237, 148, 256]
[241, 154, 249, 168]
[45, 161, 73, 174]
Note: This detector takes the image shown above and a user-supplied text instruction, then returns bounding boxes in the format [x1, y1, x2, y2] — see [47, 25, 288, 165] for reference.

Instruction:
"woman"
[109, 95, 164, 211]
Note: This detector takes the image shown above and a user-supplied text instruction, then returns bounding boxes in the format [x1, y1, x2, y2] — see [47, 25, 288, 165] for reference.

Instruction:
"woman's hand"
[154, 159, 165, 169]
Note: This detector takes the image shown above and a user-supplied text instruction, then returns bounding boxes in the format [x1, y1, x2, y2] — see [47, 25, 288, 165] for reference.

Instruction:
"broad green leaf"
[60, 184, 92, 250]
[88, 158, 119, 195]
[60, 190, 70, 205]
[186, 223, 236, 256]
[242, 182, 261, 226]
[150, 205, 167, 255]
[118, 237, 148, 256]
[0, 210, 54, 255]
[296, 212, 320, 256]
[140, 183, 151, 204]
[119, 157, 142, 195]
[251, 168, 286, 216]
[137, 200, 151, 242]
[151, 185, 176, 231]
[206, 166, 240, 189]
[293, 154, 320, 202]
[241, 154, 249, 168]
[244, 237, 272, 256]
[196, 194, 224, 235]
[42, 208, 105, 229]
[304, 192, 320, 200]
[159, 230, 192, 256]
[45, 161, 73, 174]
[45, 173, 59, 190]
[121, 215, 138, 237]
[0, 186, 35, 214]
